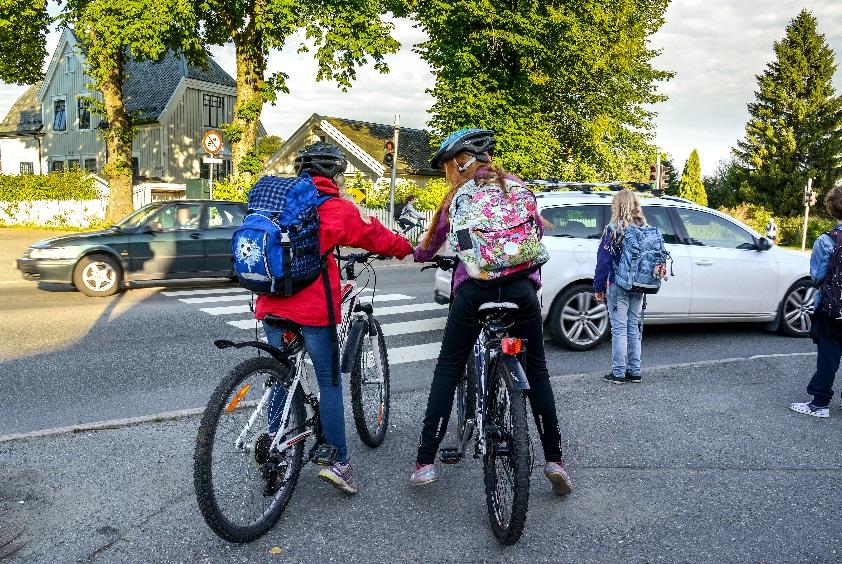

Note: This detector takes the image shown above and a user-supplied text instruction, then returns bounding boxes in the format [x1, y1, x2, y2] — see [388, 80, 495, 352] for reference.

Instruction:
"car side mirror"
[756, 237, 772, 251]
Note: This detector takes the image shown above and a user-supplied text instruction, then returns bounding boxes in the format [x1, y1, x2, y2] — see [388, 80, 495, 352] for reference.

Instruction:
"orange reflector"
[225, 384, 250, 413]
[377, 402, 383, 426]
[501, 337, 523, 355]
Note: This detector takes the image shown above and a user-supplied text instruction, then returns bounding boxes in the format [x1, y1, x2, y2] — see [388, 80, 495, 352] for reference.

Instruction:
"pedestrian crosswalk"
[161, 285, 447, 365]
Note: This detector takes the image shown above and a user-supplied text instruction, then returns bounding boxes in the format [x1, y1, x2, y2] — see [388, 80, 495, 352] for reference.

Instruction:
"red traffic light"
[384, 140, 394, 152]
[649, 164, 657, 182]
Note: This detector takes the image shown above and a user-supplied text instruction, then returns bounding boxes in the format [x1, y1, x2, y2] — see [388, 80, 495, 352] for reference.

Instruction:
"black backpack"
[820, 229, 842, 320]
[393, 201, 406, 220]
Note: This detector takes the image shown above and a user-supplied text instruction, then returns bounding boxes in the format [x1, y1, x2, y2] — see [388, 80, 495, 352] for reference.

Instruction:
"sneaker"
[409, 463, 438, 486]
[603, 373, 626, 384]
[789, 401, 830, 418]
[544, 462, 573, 495]
[625, 370, 642, 383]
[318, 461, 358, 494]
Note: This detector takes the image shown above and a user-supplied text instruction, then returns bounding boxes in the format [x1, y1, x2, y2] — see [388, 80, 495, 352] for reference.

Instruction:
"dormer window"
[53, 98, 66, 132]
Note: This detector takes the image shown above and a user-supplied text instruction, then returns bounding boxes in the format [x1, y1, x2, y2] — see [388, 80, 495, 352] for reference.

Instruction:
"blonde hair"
[610, 189, 647, 236]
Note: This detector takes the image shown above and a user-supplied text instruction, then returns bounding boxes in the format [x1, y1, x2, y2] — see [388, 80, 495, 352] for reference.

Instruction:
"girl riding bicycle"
[255, 142, 412, 494]
[410, 129, 574, 495]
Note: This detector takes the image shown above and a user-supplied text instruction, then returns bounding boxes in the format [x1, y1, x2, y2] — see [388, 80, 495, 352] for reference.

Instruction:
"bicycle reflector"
[501, 337, 523, 355]
[225, 384, 250, 413]
[282, 331, 297, 345]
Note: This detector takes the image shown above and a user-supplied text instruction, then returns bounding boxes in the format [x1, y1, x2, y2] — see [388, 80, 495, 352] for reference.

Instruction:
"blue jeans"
[607, 284, 643, 378]
[263, 322, 348, 463]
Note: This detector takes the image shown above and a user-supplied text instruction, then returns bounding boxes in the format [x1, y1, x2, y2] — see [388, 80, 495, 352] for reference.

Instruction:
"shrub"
[211, 177, 252, 203]
[718, 203, 773, 233]
[0, 171, 97, 202]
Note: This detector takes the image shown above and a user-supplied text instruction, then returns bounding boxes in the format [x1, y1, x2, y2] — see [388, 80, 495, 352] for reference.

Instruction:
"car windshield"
[115, 205, 163, 229]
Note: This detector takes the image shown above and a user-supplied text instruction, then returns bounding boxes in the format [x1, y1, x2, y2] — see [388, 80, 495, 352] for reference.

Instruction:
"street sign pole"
[801, 178, 812, 252]
[389, 114, 400, 219]
[209, 162, 214, 199]
[656, 152, 661, 191]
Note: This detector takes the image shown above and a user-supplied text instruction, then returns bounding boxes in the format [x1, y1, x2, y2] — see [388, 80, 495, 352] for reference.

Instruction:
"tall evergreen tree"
[678, 149, 707, 206]
[734, 9, 842, 216]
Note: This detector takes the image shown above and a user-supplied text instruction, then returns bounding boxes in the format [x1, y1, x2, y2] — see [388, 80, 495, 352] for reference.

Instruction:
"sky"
[2, 1, 841, 176]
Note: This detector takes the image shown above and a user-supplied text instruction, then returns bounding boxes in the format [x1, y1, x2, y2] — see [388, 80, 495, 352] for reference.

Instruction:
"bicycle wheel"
[194, 357, 306, 543]
[350, 318, 390, 447]
[456, 354, 477, 436]
[483, 357, 531, 545]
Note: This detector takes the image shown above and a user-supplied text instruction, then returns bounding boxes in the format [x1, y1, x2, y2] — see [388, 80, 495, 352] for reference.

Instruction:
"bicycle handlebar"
[421, 255, 459, 272]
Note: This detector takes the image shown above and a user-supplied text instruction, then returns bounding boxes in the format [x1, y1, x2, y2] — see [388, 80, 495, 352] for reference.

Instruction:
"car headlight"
[28, 247, 78, 260]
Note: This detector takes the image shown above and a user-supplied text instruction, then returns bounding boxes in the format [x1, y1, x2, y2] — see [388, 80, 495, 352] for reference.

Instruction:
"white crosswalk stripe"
[163, 286, 446, 364]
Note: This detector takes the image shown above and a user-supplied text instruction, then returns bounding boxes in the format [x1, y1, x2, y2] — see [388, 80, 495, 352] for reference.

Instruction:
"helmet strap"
[455, 156, 477, 173]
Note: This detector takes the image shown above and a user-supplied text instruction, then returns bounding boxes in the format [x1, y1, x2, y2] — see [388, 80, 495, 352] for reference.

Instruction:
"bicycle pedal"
[438, 447, 462, 464]
[313, 444, 338, 466]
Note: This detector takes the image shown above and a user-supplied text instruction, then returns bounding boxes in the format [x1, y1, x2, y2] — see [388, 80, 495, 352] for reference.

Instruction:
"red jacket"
[255, 176, 413, 326]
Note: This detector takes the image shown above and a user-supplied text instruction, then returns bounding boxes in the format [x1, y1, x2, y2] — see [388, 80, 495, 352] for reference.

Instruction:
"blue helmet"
[430, 128, 496, 170]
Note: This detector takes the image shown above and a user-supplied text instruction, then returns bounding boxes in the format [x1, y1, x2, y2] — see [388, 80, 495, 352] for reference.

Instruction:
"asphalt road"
[0, 256, 814, 435]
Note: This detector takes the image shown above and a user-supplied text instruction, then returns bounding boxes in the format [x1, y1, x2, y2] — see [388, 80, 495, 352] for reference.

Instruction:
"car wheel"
[73, 254, 123, 297]
[548, 284, 610, 351]
[779, 279, 815, 337]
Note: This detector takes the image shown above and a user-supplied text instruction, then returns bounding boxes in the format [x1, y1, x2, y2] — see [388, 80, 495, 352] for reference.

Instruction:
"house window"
[84, 158, 97, 173]
[20, 162, 34, 175]
[200, 159, 231, 181]
[51, 159, 64, 173]
[67, 159, 80, 171]
[202, 94, 225, 128]
[78, 98, 91, 130]
[65, 52, 76, 74]
[53, 99, 66, 132]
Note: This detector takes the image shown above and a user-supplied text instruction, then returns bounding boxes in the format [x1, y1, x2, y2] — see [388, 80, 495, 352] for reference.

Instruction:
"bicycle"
[396, 217, 427, 245]
[422, 256, 533, 545]
[193, 251, 391, 543]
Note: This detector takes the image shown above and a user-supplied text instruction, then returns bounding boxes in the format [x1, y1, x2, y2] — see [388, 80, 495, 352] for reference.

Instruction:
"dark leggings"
[416, 278, 563, 464]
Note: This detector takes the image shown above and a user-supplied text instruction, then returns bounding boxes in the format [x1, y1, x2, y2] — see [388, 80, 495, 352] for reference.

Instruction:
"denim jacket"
[810, 224, 842, 309]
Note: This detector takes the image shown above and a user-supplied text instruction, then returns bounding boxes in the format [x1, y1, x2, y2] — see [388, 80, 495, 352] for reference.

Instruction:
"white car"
[433, 189, 814, 350]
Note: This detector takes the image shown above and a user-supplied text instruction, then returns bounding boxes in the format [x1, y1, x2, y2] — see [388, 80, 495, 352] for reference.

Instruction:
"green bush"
[211, 177, 252, 203]
[351, 174, 449, 211]
[0, 171, 97, 202]
[718, 203, 774, 233]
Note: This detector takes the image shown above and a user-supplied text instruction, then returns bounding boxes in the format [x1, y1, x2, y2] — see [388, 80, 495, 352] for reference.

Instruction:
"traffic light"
[659, 170, 669, 190]
[384, 140, 394, 167]
[810, 192, 817, 206]
[649, 164, 657, 183]
[804, 186, 817, 207]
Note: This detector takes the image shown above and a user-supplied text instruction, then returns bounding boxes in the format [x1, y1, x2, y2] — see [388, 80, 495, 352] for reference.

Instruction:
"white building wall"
[0, 137, 41, 175]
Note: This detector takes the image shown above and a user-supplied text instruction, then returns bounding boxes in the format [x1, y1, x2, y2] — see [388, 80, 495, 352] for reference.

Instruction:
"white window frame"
[20, 162, 34, 175]
[77, 95, 92, 131]
[82, 155, 97, 174]
[49, 157, 65, 173]
[52, 96, 68, 134]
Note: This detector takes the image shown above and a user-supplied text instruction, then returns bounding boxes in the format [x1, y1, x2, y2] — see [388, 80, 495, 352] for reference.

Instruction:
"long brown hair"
[419, 152, 509, 250]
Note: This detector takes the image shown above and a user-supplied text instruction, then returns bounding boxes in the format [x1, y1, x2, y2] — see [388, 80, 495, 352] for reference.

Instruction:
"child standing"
[790, 184, 842, 418]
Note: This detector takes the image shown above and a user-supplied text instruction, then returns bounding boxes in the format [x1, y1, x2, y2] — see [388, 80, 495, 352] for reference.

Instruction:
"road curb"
[0, 351, 817, 444]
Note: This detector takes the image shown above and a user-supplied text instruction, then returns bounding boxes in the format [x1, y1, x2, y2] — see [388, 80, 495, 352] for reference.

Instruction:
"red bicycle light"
[501, 337, 523, 355]
[282, 331, 297, 345]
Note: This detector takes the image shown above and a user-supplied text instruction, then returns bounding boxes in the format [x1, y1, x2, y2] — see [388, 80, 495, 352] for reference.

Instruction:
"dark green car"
[16, 200, 247, 297]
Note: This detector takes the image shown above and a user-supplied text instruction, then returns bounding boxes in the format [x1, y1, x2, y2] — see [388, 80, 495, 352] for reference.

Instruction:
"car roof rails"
[527, 179, 664, 197]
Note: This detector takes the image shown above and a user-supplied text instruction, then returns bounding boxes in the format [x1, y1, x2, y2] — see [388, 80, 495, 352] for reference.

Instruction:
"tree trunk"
[230, 24, 267, 187]
[96, 47, 134, 222]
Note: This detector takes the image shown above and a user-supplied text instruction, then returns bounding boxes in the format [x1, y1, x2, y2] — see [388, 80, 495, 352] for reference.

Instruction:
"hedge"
[0, 171, 97, 202]
[718, 202, 835, 247]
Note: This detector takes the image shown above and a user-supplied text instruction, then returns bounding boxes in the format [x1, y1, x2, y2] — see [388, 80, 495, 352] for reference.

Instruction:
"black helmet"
[430, 128, 496, 170]
[295, 142, 348, 178]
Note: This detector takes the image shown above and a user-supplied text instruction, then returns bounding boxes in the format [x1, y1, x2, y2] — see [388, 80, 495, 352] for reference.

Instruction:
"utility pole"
[801, 178, 813, 252]
[388, 114, 400, 220]
[655, 153, 661, 191]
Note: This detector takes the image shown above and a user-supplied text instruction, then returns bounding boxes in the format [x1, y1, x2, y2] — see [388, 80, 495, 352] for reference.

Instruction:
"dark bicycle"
[423, 256, 533, 545]
[193, 251, 391, 543]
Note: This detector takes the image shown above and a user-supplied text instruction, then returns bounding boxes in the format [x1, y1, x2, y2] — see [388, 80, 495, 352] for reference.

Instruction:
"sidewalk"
[1, 355, 840, 563]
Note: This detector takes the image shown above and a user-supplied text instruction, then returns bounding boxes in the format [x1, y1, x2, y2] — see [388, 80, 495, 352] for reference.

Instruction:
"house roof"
[0, 83, 43, 134]
[322, 116, 440, 176]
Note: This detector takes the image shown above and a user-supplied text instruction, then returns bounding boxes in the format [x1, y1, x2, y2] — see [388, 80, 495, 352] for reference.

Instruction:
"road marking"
[227, 319, 261, 330]
[161, 287, 248, 297]
[380, 317, 448, 336]
[181, 293, 413, 305]
[389, 342, 442, 364]
[202, 301, 448, 317]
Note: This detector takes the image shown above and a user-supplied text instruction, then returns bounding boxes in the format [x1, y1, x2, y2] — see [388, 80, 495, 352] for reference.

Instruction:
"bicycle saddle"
[478, 302, 519, 312]
[263, 315, 302, 333]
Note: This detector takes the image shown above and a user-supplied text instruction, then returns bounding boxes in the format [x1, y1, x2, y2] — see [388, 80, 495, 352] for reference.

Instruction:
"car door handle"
[190, 233, 203, 240]
[694, 259, 713, 266]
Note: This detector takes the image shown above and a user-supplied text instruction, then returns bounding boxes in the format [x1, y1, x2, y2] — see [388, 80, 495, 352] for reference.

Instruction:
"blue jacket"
[594, 227, 623, 293]
[811, 224, 842, 309]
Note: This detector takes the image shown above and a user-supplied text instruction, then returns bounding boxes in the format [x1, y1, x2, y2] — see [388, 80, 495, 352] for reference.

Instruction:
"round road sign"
[202, 130, 224, 155]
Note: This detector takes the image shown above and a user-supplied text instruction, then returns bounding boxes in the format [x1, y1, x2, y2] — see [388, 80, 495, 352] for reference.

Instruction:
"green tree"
[0, 0, 49, 83]
[677, 149, 707, 206]
[734, 9, 842, 216]
[257, 135, 284, 164]
[197, 0, 399, 186]
[410, 0, 672, 181]
[703, 158, 748, 209]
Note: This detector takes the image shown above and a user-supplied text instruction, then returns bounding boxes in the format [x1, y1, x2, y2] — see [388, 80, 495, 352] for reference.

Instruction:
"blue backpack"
[232, 173, 333, 295]
[613, 224, 671, 294]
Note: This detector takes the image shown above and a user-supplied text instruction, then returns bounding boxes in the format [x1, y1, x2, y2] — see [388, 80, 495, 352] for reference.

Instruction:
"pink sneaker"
[544, 461, 573, 495]
[409, 463, 438, 486]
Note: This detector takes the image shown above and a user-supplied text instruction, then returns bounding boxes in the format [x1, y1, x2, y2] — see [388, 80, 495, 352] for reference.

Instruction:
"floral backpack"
[447, 177, 549, 283]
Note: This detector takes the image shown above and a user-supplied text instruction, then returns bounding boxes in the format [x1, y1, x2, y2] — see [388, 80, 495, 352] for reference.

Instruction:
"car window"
[208, 204, 245, 228]
[157, 204, 202, 231]
[540, 205, 605, 239]
[677, 209, 756, 250]
[116, 205, 162, 228]
[643, 206, 679, 245]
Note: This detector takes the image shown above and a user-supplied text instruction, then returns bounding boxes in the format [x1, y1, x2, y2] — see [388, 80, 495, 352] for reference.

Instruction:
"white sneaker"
[789, 401, 830, 418]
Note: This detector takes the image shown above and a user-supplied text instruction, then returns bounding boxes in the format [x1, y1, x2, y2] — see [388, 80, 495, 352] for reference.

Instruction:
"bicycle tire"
[483, 357, 531, 545]
[350, 317, 390, 447]
[456, 354, 477, 436]
[194, 357, 306, 543]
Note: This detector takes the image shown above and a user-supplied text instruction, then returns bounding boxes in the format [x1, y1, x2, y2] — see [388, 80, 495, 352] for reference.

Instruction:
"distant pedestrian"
[765, 216, 778, 245]
[790, 184, 842, 418]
